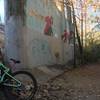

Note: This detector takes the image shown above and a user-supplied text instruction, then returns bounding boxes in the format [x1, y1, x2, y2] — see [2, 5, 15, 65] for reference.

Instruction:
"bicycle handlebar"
[10, 58, 21, 64]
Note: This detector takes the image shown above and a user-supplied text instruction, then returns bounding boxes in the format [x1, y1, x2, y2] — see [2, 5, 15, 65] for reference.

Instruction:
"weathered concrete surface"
[5, 16, 22, 61]
[5, 0, 74, 68]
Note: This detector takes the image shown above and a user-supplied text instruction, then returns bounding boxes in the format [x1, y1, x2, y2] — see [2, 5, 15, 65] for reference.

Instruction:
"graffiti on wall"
[44, 16, 53, 36]
[61, 29, 69, 42]
[30, 39, 53, 64]
[29, 9, 44, 20]
[61, 29, 74, 43]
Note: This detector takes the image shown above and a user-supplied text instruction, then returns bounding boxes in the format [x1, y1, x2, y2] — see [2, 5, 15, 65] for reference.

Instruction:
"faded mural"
[26, 0, 62, 37]
[25, 0, 55, 66]
[21, 0, 73, 66]
[4, 0, 74, 68]
[30, 39, 53, 65]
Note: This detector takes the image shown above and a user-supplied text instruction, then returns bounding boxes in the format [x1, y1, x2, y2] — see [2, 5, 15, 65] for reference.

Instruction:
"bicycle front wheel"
[4, 71, 37, 100]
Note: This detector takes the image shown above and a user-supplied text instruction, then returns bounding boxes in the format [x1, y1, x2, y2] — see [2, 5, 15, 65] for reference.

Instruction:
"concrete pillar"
[5, 16, 22, 60]
[4, 0, 23, 68]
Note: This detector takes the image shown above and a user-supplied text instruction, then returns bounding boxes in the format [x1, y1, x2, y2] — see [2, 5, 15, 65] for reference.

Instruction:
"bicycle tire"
[3, 71, 37, 100]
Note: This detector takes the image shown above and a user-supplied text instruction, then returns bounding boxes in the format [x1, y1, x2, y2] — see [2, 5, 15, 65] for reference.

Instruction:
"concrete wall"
[5, 16, 22, 63]
[21, 27, 64, 68]
[21, 0, 74, 67]
[5, 0, 74, 68]
[26, 0, 63, 36]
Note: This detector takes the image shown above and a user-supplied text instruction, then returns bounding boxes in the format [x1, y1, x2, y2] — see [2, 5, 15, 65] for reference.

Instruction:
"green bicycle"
[0, 59, 37, 100]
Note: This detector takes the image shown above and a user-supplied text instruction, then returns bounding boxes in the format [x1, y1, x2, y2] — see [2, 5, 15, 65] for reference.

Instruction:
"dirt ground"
[1, 63, 100, 100]
[35, 63, 100, 100]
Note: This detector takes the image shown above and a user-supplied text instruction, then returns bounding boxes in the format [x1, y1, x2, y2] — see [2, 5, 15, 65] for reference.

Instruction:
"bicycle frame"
[0, 62, 21, 88]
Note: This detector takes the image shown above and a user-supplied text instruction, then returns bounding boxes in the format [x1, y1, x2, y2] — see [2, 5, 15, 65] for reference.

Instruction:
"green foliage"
[83, 25, 100, 64]
[83, 44, 100, 63]
[76, 31, 100, 64]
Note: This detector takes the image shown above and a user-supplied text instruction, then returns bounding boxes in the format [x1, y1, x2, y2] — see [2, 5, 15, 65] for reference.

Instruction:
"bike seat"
[10, 58, 21, 64]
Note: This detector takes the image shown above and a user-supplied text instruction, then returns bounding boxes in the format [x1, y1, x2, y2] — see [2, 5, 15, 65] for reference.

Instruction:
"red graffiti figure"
[44, 16, 53, 35]
[61, 29, 69, 42]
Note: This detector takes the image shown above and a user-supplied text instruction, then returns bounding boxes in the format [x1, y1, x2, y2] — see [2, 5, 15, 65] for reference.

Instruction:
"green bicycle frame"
[0, 62, 21, 88]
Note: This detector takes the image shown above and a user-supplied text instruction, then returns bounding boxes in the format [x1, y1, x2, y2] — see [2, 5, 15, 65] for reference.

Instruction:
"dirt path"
[35, 63, 100, 100]
[1, 63, 100, 100]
